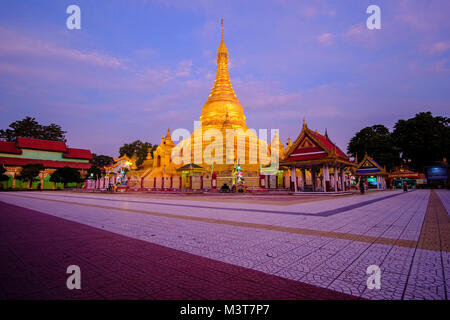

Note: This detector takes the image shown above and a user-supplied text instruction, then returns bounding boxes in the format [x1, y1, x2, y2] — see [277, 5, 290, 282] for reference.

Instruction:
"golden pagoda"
[106, 20, 284, 190]
[200, 19, 247, 129]
[170, 19, 281, 187]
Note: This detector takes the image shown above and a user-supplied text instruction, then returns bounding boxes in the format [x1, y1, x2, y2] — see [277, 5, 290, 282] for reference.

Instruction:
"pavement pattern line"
[1, 190, 449, 300]
[94, 193, 334, 206]
[7, 190, 415, 217]
[417, 190, 450, 252]
[0, 194, 425, 250]
[0, 201, 361, 300]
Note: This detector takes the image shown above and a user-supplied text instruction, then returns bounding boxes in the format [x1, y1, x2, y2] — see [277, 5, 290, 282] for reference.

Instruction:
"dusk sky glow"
[0, 0, 449, 156]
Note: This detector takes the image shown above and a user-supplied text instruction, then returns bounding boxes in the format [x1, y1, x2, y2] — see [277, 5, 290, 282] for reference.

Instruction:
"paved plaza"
[0, 189, 449, 300]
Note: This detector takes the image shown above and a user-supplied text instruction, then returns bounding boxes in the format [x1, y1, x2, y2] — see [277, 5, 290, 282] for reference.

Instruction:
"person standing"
[403, 180, 408, 192]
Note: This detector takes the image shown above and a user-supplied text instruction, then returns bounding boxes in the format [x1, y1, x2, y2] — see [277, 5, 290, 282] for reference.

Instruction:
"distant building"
[424, 164, 449, 186]
[0, 137, 92, 189]
[388, 168, 425, 189]
[354, 154, 388, 190]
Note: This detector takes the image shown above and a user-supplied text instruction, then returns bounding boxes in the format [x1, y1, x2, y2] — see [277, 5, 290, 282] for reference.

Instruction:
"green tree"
[16, 164, 45, 189]
[0, 116, 66, 142]
[392, 112, 450, 172]
[91, 154, 113, 168]
[0, 165, 9, 182]
[347, 125, 399, 171]
[86, 165, 104, 180]
[119, 140, 157, 167]
[50, 166, 82, 188]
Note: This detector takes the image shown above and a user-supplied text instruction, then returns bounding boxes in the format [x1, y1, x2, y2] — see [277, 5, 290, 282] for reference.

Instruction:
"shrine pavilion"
[354, 154, 388, 190]
[280, 120, 355, 193]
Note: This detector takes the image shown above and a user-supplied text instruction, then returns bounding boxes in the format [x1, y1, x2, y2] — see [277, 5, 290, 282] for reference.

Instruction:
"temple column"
[311, 168, 316, 192]
[334, 167, 339, 192]
[322, 165, 327, 193]
[291, 165, 297, 192]
[260, 174, 266, 189]
[341, 169, 345, 191]
[301, 168, 306, 191]
[211, 172, 217, 189]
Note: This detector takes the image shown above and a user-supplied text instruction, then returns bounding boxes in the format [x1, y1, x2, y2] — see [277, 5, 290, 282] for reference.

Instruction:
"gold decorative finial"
[200, 17, 246, 129]
[302, 117, 306, 128]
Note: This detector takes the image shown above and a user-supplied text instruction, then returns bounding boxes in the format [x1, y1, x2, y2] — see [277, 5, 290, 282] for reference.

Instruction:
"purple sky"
[0, 0, 449, 156]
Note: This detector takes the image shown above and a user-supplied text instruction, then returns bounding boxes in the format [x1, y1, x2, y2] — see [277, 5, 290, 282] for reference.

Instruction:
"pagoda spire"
[165, 128, 174, 146]
[207, 19, 237, 102]
[199, 19, 247, 129]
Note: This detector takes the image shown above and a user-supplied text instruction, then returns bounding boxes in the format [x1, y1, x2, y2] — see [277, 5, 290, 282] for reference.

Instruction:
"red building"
[0, 137, 92, 189]
[281, 120, 355, 193]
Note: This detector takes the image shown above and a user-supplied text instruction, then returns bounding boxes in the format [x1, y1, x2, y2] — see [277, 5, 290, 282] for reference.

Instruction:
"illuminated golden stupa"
[108, 20, 284, 190]
[200, 21, 247, 129]
[171, 20, 282, 188]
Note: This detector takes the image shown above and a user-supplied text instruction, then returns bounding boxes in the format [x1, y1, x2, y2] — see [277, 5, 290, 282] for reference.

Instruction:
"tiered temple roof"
[281, 120, 353, 167]
[355, 154, 387, 176]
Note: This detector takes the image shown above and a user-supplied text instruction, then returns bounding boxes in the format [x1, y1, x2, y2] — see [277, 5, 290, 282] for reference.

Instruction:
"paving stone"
[0, 189, 449, 300]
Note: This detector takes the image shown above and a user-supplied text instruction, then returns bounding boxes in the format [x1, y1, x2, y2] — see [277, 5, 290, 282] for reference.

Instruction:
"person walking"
[359, 178, 365, 194]
[403, 181, 408, 192]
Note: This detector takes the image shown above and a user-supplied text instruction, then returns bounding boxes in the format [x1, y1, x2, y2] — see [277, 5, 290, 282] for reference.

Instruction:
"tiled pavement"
[0, 189, 449, 300]
[0, 202, 358, 300]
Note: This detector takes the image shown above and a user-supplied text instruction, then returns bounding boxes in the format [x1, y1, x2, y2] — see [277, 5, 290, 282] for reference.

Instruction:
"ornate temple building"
[98, 21, 354, 193]
[354, 154, 387, 190]
[103, 21, 284, 190]
[281, 120, 355, 193]
[172, 21, 280, 188]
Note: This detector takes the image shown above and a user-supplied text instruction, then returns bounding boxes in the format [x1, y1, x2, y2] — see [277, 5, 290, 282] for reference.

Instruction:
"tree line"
[347, 112, 450, 172]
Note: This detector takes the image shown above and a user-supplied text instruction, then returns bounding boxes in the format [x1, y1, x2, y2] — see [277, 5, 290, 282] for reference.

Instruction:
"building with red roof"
[281, 120, 355, 193]
[0, 137, 92, 190]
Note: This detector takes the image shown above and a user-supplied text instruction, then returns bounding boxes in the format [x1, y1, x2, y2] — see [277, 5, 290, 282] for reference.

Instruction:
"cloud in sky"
[423, 41, 450, 55]
[317, 33, 333, 46]
[0, 0, 449, 156]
